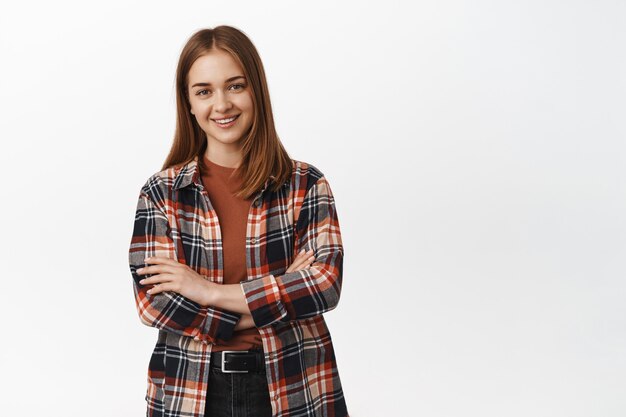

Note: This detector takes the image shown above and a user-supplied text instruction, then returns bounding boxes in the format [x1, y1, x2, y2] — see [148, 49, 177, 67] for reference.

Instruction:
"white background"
[1, 1, 625, 416]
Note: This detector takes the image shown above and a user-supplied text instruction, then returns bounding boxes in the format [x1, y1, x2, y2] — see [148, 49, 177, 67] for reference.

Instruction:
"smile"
[212, 115, 240, 127]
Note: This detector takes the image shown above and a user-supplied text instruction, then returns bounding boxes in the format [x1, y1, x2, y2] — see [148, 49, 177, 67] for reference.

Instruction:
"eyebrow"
[191, 75, 246, 88]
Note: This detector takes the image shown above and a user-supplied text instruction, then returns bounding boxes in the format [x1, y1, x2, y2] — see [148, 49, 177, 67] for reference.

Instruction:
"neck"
[204, 146, 242, 169]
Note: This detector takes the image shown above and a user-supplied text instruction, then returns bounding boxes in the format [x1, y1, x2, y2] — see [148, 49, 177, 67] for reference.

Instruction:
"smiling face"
[187, 49, 254, 164]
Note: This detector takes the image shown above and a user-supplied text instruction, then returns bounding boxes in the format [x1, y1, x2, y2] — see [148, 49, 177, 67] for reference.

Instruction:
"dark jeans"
[204, 359, 273, 417]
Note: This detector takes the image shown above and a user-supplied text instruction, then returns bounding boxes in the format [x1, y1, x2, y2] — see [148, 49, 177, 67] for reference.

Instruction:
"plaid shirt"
[128, 155, 348, 417]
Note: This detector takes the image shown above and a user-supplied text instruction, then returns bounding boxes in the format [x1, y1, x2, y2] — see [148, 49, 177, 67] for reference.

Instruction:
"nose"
[213, 90, 232, 113]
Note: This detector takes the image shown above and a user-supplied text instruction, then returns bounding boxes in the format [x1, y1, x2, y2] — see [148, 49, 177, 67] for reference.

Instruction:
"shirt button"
[274, 393, 279, 400]
[251, 238, 257, 244]
[254, 199, 261, 207]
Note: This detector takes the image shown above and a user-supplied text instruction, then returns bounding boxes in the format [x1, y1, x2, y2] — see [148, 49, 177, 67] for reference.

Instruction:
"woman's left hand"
[137, 256, 211, 306]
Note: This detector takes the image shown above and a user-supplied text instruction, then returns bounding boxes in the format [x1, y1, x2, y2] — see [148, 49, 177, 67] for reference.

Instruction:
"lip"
[212, 114, 240, 128]
[211, 114, 240, 122]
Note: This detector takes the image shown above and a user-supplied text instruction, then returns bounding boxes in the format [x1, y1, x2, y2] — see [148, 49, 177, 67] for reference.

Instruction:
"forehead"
[187, 50, 244, 85]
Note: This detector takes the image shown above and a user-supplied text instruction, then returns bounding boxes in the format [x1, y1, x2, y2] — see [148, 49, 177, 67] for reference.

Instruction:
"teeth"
[215, 116, 237, 124]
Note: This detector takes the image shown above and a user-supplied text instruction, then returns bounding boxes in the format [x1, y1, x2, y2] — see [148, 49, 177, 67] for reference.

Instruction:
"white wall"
[1, 1, 625, 416]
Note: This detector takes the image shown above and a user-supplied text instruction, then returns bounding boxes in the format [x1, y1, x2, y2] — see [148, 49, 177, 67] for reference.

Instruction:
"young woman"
[128, 26, 349, 417]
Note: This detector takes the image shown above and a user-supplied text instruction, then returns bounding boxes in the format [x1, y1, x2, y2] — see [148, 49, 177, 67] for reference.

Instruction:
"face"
[187, 49, 254, 154]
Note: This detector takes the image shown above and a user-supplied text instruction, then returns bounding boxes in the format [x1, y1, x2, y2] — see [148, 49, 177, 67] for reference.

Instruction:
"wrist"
[202, 280, 219, 308]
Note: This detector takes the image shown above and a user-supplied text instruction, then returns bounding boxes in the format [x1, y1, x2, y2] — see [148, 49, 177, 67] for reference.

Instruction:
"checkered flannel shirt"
[128, 155, 348, 417]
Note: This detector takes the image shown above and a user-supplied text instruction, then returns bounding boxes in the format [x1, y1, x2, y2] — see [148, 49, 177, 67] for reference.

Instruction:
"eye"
[230, 83, 246, 91]
[196, 89, 209, 96]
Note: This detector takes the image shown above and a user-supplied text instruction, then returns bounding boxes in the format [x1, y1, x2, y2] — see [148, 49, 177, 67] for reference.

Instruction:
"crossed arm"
[130, 175, 343, 341]
[137, 249, 316, 332]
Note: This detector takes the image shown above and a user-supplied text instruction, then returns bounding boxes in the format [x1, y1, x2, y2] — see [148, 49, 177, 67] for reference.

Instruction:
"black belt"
[210, 349, 265, 373]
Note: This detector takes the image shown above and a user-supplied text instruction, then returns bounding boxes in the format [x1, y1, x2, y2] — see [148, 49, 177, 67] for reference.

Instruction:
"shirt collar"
[172, 154, 276, 193]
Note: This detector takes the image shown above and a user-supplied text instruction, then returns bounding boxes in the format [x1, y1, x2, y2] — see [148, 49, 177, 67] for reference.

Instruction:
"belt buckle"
[220, 350, 250, 373]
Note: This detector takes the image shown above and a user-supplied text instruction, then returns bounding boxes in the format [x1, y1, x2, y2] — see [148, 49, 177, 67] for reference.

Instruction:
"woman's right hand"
[286, 249, 315, 273]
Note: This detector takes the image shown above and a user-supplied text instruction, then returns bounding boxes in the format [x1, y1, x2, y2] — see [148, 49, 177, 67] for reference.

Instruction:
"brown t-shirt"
[199, 154, 263, 351]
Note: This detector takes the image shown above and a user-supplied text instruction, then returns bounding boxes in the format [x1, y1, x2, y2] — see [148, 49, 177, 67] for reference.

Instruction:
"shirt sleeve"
[129, 189, 242, 343]
[240, 175, 344, 328]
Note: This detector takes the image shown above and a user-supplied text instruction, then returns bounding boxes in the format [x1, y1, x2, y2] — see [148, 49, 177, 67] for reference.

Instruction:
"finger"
[288, 254, 316, 273]
[299, 253, 315, 264]
[137, 264, 176, 276]
[286, 260, 304, 273]
[139, 273, 174, 286]
[147, 283, 165, 295]
[296, 249, 313, 258]
[290, 251, 305, 266]
[295, 250, 314, 263]
[147, 279, 177, 295]
[286, 250, 308, 272]
[288, 255, 309, 271]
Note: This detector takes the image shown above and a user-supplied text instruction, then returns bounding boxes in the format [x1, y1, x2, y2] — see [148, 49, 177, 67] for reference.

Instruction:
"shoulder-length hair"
[162, 25, 292, 200]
